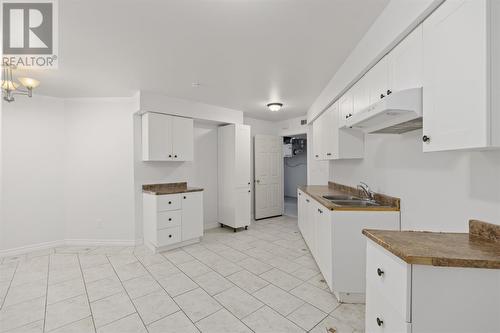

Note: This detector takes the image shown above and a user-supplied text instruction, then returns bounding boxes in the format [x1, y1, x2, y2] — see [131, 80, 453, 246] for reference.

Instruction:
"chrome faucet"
[357, 182, 375, 201]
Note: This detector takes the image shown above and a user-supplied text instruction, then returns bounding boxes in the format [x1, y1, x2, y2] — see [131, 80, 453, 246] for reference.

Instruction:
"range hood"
[345, 87, 423, 134]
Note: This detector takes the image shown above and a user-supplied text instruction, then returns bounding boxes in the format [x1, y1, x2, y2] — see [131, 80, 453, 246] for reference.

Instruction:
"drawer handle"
[168, 218, 172, 221]
[169, 235, 172, 238]
[168, 201, 172, 204]
[306, 199, 310, 203]
[377, 268, 384, 276]
[169, 154, 172, 158]
[318, 208, 323, 214]
[376, 317, 383, 327]
[174, 155, 178, 158]
[183, 196, 186, 199]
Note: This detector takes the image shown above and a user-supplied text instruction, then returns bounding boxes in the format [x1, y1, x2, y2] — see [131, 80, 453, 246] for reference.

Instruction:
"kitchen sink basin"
[322, 195, 362, 201]
[330, 199, 381, 207]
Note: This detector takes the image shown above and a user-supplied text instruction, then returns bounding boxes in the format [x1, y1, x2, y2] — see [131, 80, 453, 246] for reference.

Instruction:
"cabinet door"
[142, 113, 173, 161]
[339, 90, 353, 127]
[181, 191, 203, 240]
[305, 196, 315, 253]
[308, 200, 320, 260]
[234, 124, 251, 188]
[234, 187, 251, 227]
[352, 76, 370, 115]
[297, 190, 306, 234]
[366, 57, 389, 105]
[315, 205, 332, 290]
[423, 0, 488, 151]
[172, 117, 194, 161]
[387, 25, 423, 93]
[323, 103, 339, 160]
[312, 114, 323, 160]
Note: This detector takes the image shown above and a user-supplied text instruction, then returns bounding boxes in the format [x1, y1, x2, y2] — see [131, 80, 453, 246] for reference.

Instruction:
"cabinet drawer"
[366, 239, 411, 322]
[366, 286, 411, 333]
[157, 210, 181, 229]
[157, 194, 181, 211]
[157, 227, 181, 247]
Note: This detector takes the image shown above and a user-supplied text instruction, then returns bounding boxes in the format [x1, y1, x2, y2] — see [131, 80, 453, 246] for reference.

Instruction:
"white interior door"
[254, 135, 283, 220]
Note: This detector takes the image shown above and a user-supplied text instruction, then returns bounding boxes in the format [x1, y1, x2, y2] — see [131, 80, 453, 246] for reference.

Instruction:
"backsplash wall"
[331, 129, 500, 232]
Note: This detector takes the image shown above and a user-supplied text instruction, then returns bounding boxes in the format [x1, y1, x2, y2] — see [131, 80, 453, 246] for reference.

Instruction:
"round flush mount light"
[267, 102, 283, 112]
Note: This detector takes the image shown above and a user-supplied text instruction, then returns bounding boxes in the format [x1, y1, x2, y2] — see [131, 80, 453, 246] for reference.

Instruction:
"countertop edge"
[143, 188, 204, 195]
[362, 229, 500, 269]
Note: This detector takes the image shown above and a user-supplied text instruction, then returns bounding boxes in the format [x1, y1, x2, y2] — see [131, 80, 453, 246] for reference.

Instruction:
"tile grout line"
[77, 253, 98, 333]
[0, 260, 19, 311]
[42, 254, 51, 333]
[138, 251, 258, 332]
[133, 253, 202, 333]
[105, 254, 150, 332]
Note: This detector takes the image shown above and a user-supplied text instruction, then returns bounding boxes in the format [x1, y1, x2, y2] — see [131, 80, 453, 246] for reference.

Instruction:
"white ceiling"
[27, 0, 389, 121]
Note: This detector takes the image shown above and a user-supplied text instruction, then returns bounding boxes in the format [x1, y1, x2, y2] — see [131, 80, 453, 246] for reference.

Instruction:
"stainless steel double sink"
[322, 195, 381, 207]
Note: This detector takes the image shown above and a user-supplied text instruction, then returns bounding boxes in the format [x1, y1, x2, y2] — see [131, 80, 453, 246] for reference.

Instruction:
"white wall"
[134, 119, 219, 233]
[1, 96, 66, 251]
[64, 98, 137, 243]
[307, 0, 443, 122]
[331, 130, 500, 231]
[1, 93, 236, 254]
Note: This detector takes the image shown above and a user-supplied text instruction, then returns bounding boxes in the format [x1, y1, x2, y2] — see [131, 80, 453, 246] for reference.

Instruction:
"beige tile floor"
[0, 216, 364, 333]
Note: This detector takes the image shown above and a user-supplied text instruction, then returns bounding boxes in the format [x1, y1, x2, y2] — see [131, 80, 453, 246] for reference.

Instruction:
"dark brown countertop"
[298, 182, 400, 212]
[363, 220, 500, 269]
[142, 182, 203, 195]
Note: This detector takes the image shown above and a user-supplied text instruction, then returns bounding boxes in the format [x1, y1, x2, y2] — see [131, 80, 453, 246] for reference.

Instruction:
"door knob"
[387, 89, 392, 95]
[376, 318, 384, 326]
[256, 180, 260, 184]
[380, 93, 385, 99]
[422, 135, 430, 143]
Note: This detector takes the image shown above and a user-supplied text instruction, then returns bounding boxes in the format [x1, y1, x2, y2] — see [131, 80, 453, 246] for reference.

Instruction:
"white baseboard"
[204, 222, 220, 230]
[0, 240, 65, 257]
[64, 239, 138, 247]
[0, 238, 138, 258]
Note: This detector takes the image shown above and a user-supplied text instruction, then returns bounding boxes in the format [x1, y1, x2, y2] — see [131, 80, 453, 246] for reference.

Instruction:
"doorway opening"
[283, 134, 307, 217]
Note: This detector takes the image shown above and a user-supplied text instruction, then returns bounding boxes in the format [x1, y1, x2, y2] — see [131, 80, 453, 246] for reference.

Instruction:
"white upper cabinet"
[142, 112, 194, 161]
[422, 0, 500, 151]
[365, 57, 389, 105]
[351, 76, 370, 117]
[339, 90, 354, 127]
[142, 112, 173, 161]
[172, 116, 194, 161]
[387, 25, 423, 93]
[313, 102, 364, 160]
[312, 112, 324, 160]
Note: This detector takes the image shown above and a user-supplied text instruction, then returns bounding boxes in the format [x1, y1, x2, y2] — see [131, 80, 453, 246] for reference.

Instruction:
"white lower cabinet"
[366, 239, 500, 333]
[297, 191, 400, 302]
[143, 191, 204, 252]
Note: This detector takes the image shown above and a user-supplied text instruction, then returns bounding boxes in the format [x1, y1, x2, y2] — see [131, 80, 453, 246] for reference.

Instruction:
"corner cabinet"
[422, 0, 500, 151]
[142, 112, 194, 161]
[143, 191, 204, 252]
[218, 124, 251, 231]
[312, 101, 364, 160]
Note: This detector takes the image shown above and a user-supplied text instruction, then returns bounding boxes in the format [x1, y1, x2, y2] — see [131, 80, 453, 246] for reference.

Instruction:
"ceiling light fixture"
[1, 65, 40, 103]
[267, 102, 283, 112]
